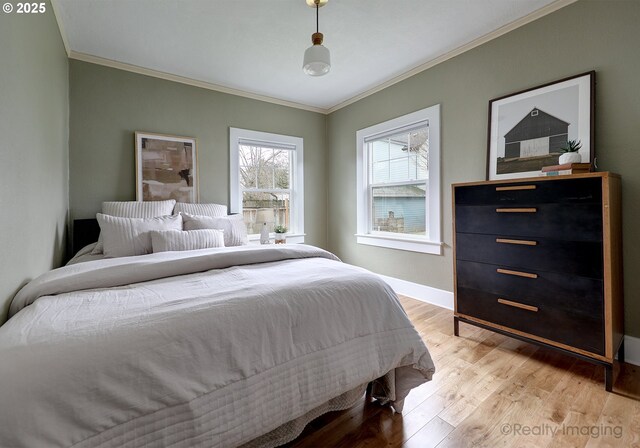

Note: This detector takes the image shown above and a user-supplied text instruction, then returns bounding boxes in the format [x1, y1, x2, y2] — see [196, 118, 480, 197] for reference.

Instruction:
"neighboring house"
[504, 108, 569, 159]
[373, 185, 426, 234]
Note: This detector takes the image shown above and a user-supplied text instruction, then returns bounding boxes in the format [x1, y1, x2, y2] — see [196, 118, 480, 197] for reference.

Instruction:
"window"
[230, 128, 304, 243]
[356, 105, 441, 254]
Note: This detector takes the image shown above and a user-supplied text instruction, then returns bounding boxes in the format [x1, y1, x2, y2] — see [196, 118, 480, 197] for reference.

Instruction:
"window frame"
[355, 105, 442, 255]
[230, 128, 304, 244]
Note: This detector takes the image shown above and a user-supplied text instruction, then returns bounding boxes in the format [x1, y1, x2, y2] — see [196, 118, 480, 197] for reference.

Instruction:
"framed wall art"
[135, 132, 198, 202]
[487, 71, 595, 180]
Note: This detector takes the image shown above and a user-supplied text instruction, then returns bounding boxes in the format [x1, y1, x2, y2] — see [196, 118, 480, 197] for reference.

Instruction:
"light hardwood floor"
[286, 296, 640, 448]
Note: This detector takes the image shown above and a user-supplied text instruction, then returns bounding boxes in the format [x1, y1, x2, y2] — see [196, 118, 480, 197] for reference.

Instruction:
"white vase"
[275, 233, 286, 244]
[260, 223, 270, 244]
[559, 152, 582, 164]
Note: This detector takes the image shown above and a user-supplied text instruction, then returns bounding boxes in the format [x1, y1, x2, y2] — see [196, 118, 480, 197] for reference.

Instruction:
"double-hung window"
[356, 105, 441, 254]
[230, 128, 304, 243]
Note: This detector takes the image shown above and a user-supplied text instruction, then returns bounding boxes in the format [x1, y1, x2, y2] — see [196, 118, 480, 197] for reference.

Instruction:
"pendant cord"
[316, 2, 319, 33]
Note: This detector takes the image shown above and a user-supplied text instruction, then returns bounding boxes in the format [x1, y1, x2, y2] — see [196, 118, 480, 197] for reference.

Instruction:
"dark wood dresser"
[452, 173, 623, 390]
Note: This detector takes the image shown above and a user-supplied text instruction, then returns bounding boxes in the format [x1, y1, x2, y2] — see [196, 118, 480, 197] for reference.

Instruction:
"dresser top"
[452, 172, 619, 188]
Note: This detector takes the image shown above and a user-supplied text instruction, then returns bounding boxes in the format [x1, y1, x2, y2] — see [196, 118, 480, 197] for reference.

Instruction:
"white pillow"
[173, 202, 227, 217]
[92, 200, 177, 254]
[97, 213, 183, 258]
[102, 200, 177, 218]
[150, 229, 225, 253]
[182, 213, 248, 247]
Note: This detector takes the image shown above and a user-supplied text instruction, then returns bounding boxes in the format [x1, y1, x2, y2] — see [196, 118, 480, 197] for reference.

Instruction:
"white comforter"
[0, 245, 434, 448]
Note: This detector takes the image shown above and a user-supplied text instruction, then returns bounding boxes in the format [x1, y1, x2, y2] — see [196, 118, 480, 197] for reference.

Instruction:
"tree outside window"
[239, 144, 292, 235]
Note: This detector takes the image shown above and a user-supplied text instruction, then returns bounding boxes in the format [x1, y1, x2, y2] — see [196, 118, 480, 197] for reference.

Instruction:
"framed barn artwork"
[135, 132, 198, 202]
[486, 71, 595, 180]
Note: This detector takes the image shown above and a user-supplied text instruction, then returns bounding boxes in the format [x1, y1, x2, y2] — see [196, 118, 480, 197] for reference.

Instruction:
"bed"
[0, 217, 434, 448]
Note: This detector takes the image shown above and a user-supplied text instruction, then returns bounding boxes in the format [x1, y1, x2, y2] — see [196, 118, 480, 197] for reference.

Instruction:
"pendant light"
[303, 0, 330, 76]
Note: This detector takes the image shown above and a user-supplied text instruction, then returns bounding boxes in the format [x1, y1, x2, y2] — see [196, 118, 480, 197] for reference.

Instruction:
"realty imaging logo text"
[501, 423, 623, 439]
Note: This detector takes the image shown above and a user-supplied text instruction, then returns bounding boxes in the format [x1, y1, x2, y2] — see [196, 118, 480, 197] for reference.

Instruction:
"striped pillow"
[102, 200, 177, 218]
[182, 213, 248, 247]
[150, 229, 225, 253]
[97, 213, 183, 258]
[173, 203, 227, 217]
[91, 200, 177, 254]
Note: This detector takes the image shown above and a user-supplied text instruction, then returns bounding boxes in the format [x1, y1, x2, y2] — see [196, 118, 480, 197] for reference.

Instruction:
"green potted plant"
[274, 225, 288, 244]
[558, 139, 582, 164]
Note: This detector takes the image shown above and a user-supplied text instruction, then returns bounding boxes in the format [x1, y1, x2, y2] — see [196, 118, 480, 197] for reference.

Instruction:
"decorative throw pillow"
[173, 203, 227, 217]
[96, 213, 183, 258]
[91, 200, 177, 254]
[182, 213, 249, 247]
[150, 229, 225, 253]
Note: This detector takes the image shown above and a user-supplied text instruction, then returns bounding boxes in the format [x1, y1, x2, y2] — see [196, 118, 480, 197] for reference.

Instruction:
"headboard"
[73, 219, 100, 255]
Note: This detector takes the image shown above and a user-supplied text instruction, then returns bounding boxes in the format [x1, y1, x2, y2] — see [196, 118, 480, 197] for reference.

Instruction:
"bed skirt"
[240, 383, 369, 448]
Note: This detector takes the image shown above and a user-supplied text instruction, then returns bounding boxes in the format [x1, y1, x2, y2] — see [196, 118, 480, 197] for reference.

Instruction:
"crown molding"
[67, 51, 329, 114]
[50, 0, 70, 56]
[52, 0, 577, 115]
[326, 0, 579, 113]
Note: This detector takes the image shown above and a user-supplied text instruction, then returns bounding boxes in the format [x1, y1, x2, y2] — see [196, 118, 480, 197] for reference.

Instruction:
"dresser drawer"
[455, 260, 603, 318]
[455, 202, 603, 241]
[455, 233, 603, 278]
[456, 287, 604, 355]
[454, 177, 602, 206]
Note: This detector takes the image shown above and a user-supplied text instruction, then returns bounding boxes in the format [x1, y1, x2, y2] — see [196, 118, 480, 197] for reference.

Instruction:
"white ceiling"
[54, 0, 567, 112]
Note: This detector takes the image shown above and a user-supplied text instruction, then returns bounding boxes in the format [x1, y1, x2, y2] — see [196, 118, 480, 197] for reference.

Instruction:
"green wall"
[0, 1, 69, 323]
[327, 0, 640, 337]
[69, 60, 328, 248]
[26, 0, 639, 338]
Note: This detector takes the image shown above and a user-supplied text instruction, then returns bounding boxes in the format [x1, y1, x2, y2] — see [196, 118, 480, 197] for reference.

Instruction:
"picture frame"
[135, 132, 198, 202]
[487, 71, 595, 181]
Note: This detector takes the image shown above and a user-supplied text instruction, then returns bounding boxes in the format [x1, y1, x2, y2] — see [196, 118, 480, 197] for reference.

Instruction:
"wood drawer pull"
[495, 185, 537, 191]
[497, 268, 538, 279]
[496, 208, 537, 213]
[498, 298, 539, 312]
[496, 238, 538, 246]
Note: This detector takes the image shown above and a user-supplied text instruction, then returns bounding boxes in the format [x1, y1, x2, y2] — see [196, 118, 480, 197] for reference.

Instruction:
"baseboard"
[377, 274, 454, 310]
[623, 335, 640, 367]
[377, 273, 639, 367]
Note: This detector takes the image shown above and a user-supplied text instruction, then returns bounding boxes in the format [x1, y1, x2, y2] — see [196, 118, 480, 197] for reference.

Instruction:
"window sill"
[355, 233, 443, 255]
[248, 233, 306, 245]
